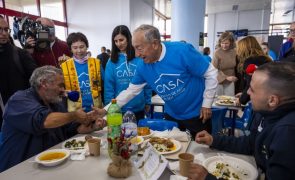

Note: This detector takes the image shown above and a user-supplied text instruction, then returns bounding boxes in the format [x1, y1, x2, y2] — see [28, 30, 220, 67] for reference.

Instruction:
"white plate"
[203, 156, 258, 180]
[215, 99, 235, 106]
[35, 149, 70, 167]
[138, 130, 154, 139]
[62, 136, 88, 153]
[217, 95, 235, 100]
[148, 138, 182, 155]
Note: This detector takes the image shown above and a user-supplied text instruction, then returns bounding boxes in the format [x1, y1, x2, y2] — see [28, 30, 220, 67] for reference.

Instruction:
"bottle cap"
[111, 99, 116, 104]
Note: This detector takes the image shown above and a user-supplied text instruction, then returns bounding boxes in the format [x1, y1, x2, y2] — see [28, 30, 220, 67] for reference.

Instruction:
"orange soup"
[39, 152, 66, 161]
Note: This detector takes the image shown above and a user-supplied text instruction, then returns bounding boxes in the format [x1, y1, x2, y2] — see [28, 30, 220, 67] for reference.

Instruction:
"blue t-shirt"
[132, 42, 210, 120]
[74, 61, 93, 112]
[104, 53, 152, 112]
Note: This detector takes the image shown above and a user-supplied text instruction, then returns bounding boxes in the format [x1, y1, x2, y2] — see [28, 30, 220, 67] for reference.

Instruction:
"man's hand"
[87, 107, 107, 120]
[77, 118, 107, 134]
[72, 108, 92, 125]
[200, 107, 212, 123]
[195, 130, 213, 146]
[188, 163, 208, 180]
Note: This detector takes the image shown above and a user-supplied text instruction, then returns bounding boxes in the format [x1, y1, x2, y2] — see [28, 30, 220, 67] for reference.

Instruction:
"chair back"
[211, 107, 227, 135]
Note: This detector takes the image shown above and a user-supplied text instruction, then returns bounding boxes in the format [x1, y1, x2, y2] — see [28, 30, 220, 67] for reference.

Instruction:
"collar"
[73, 55, 89, 64]
[157, 43, 166, 62]
[50, 39, 56, 48]
[256, 101, 295, 124]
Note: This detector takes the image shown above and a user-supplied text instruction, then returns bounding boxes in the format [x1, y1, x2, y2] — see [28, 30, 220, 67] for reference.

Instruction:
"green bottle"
[107, 99, 122, 157]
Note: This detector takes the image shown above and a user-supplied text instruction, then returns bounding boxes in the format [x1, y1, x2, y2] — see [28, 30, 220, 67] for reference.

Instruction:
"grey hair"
[134, 24, 161, 42]
[30, 65, 63, 90]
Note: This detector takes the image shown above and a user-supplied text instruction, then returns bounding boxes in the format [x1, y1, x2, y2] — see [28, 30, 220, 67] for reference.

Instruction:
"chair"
[138, 118, 178, 131]
[211, 107, 228, 135]
[223, 103, 253, 136]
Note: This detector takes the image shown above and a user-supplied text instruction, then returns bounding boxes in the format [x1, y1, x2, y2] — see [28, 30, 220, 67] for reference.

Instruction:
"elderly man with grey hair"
[101, 24, 218, 139]
[0, 66, 106, 172]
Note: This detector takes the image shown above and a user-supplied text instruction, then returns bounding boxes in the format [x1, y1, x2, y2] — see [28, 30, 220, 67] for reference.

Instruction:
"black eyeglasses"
[0, 27, 11, 33]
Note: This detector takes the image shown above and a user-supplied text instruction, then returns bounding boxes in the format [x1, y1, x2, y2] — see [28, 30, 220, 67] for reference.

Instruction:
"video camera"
[13, 16, 54, 50]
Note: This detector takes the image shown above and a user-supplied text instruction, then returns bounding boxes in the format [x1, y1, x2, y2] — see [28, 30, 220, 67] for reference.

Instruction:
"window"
[5, 0, 39, 16]
[40, 0, 64, 22]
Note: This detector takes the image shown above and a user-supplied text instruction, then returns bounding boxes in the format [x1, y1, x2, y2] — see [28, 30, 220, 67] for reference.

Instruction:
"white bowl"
[35, 149, 70, 167]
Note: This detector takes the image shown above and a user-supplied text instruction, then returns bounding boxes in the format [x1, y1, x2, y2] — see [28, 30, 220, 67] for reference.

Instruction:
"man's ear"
[268, 95, 279, 109]
[152, 39, 160, 49]
[40, 79, 48, 88]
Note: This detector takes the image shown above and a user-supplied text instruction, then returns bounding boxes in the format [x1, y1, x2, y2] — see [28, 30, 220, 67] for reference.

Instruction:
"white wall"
[66, 0, 153, 57]
[129, 0, 153, 32]
[207, 9, 271, 52]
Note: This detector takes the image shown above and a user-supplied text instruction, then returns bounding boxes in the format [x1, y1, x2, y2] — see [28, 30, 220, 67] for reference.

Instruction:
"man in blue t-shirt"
[102, 25, 218, 138]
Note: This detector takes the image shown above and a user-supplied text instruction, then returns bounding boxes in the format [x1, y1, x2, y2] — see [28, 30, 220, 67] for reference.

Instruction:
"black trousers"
[164, 113, 212, 140]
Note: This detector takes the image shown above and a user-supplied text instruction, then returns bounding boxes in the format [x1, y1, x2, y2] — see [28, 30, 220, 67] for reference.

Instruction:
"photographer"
[0, 16, 37, 128]
[25, 17, 71, 67]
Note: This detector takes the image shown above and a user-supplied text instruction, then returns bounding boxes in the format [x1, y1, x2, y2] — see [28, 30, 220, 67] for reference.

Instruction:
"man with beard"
[0, 16, 37, 128]
[0, 66, 106, 172]
[188, 62, 295, 180]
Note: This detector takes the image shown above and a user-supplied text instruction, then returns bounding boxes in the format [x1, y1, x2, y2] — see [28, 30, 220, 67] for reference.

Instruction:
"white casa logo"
[116, 62, 137, 77]
[154, 73, 184, 93]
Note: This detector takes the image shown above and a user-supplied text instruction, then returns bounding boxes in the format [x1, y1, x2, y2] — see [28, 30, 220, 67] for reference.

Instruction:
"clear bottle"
[121, 108, 138, 163]
[107, 99, 122, 157]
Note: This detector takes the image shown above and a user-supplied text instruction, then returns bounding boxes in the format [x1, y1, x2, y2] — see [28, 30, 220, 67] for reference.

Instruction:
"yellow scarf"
[61, 57, 102, 112]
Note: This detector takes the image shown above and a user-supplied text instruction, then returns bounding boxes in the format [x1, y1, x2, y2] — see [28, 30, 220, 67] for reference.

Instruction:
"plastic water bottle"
[121, 109, 138, 163]
[107, 99, 122, 157]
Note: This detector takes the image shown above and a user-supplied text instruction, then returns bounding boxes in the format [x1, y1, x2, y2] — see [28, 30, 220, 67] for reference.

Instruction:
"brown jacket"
[212, 48, 237, 84]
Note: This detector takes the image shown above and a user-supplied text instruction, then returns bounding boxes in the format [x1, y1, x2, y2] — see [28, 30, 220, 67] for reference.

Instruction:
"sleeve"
[265, 126, 295, 179]
[205, 173, 218, 180]
[202, 63, 218, 108]
[19, 48, 37, 80]
[239, 74, 251, 105]
[104, 83, 146, 111]
[143, 84, 152, 105]
[104, 61, 115, 105]
[3, 95, 49, 135]
[210, 133, 256, 155]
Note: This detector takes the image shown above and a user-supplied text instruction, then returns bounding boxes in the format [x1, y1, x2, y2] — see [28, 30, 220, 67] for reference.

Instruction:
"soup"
[39, 152, 66, 161]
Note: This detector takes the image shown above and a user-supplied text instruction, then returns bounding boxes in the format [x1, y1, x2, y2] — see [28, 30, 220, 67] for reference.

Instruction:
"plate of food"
[217, 95, 235, 100]
[35, 149, 70, 167]
[62, 136, 90, 153]
[138, 127, 154, 138]
[215, 99, 236, 106]
[203, 156, 258, 180]
[147, 137, 181, 155]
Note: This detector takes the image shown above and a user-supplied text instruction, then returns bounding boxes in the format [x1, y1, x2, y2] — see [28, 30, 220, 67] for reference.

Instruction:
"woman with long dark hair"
[104, 25, 152, 121]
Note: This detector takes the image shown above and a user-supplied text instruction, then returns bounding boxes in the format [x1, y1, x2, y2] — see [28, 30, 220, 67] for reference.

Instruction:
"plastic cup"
[88, 138, 101, 156]
[178, 153, 194, 177]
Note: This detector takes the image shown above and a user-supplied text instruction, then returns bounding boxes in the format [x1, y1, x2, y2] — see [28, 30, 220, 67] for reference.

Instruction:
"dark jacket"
[97, 52, 110, 71]
[207, 102, 295, 180]
[0, 43, 37, 128]
[239, 56, 271, 104]
[0, 88, 78, 172]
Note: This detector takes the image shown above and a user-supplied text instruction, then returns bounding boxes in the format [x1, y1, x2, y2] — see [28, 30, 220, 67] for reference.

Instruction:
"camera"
[13, 16, 54, 50]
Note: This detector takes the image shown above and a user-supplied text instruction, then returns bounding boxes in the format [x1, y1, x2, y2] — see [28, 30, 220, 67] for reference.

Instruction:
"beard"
[44, 92, 64, 104]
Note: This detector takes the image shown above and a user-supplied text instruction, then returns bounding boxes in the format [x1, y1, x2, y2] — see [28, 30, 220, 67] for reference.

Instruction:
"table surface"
[0, 131, 256, 180]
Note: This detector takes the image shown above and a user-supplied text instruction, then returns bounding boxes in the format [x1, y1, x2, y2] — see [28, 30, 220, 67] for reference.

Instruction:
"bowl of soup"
[35, 149, 70, 167]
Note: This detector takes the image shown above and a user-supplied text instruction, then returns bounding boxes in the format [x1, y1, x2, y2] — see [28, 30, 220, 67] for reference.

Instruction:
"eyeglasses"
[0, 27, 11, 33]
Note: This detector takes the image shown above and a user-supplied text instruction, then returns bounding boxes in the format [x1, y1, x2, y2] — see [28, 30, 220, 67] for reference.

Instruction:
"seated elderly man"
[0, 66, 105, 172]
[189, 62, 295, 180]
